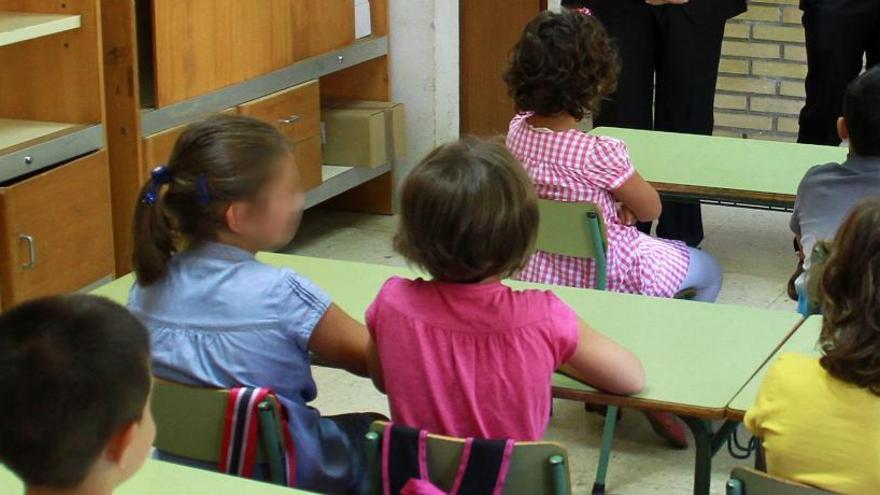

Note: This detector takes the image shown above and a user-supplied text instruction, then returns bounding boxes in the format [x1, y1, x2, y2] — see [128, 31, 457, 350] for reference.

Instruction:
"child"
[503, 9, 723, 447]
[128, 115, 376, 494]
[788, 67, 880, 300]
[365, 138, 645, 441]
[0, 295, 154, 495]
[746, 198, 880, 494]
[503, 10, 722, 303]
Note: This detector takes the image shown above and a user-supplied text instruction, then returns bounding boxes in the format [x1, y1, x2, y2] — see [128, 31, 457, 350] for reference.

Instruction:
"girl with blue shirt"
[127, 115, 377, 494]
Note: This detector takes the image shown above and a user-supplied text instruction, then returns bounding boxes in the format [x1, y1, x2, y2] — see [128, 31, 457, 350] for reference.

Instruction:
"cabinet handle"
[20, 235, 36, 269]
[279, 115, 301, 125]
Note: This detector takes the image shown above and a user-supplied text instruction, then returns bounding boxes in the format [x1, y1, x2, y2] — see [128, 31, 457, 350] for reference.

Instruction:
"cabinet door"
[151, 0, 354, 107]
[0, 150, 114, 308]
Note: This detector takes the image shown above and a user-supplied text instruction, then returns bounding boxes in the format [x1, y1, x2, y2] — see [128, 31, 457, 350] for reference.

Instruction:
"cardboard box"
[322, 100, 406, 168]
[355, 0, 372, 39]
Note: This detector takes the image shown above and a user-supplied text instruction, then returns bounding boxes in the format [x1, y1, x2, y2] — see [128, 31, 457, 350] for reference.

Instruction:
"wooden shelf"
[0, 12, 81, 48]
[0, 118, 78, 152]
[305, 163, 391, 209]
[0, 119, 103, 183]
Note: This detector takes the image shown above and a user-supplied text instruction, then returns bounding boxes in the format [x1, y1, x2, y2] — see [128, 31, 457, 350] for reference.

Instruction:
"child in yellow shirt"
[745, 198, 880, 494]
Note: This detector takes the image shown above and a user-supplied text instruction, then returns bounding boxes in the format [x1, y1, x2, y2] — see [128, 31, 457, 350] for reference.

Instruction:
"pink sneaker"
[643, 411, 689, 449]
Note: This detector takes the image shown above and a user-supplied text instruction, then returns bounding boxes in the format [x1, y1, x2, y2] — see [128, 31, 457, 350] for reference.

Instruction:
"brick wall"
[714, 0, 806, 142]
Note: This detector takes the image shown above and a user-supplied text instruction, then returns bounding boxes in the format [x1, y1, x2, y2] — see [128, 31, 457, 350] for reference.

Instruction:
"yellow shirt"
[744, 353, 880, 494]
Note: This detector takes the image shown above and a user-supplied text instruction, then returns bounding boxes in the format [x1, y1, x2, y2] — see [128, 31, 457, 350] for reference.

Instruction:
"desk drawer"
[238, 80, 321, 144]
[0, 150, 114, 307]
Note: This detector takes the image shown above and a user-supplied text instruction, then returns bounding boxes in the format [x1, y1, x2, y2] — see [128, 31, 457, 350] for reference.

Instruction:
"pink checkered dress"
[506, 114, 690, 297]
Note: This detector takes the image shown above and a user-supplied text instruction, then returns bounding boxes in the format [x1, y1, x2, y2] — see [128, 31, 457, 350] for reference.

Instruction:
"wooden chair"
[151, 378, 289, 485]
[364, 422, 571, 495]
[726, 467, 835, 495]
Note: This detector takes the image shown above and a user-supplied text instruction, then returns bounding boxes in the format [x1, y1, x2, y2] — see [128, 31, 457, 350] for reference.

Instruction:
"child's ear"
[224, 201, 250, 235]
[105, 421, 137, 465]
[838, 116, 849, 142]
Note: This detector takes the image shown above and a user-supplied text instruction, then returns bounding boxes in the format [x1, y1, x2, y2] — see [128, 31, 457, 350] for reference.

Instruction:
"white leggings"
[677, 247, 723, 302]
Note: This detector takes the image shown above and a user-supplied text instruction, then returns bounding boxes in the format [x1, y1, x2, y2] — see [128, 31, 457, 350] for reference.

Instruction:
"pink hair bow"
[575, 7, 593, 15]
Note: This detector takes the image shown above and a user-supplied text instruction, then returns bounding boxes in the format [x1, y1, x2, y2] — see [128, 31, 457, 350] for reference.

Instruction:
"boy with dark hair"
[790, 67, 880, 297]
[0, 295, 155, 495]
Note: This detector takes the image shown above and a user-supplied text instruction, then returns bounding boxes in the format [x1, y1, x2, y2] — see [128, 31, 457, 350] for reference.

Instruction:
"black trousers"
[593, 6, 726, 247]
[797, 0, 880, 146]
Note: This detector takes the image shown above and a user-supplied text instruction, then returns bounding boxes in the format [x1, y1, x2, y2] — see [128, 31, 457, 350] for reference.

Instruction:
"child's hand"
[616, 203, 638, 226]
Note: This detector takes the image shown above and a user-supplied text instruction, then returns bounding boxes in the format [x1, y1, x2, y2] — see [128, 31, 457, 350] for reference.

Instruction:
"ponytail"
[132, 178, 176, 286]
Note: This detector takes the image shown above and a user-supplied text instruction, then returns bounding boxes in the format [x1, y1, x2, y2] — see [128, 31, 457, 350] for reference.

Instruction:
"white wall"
[388, 0, 460, 200]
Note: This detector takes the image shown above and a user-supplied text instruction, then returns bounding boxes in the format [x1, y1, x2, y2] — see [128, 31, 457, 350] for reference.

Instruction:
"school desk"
[0, 458, 314, 494]
[91, 254, 802, 495]
[726, 315, 822, 422]
[590, 127, 848, 210]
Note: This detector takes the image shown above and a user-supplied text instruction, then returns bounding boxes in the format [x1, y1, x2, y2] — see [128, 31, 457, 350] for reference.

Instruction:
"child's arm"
[561, 317, 646, 395]
[308, 304, 370, 377]
[612, 172, 662, 222]
[366, 336, 386, 393]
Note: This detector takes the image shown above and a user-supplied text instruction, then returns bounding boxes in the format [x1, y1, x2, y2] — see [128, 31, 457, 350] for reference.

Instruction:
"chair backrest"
[150, 378, 284, 469]
[365, 422, 571, 495]
[535, 199, 607, 290]
[726, 467, 834, 495]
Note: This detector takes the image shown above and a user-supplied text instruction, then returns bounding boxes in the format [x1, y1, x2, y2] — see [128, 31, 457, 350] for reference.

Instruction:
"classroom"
[0, 1, 878, 494]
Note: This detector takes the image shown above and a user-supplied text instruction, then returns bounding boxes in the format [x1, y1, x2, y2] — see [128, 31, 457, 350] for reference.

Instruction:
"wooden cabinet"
[238, 80, 323, 190]
[0, 0, 112, 307]
[149, 0, 355, 107]
[0, 151, 114, 307]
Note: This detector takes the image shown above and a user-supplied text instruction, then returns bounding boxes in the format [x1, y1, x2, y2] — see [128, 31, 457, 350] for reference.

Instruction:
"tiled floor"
[284, 204, 796, 495]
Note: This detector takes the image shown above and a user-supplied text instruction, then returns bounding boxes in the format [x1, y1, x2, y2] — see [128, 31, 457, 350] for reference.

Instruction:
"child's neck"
[26, 479, 113, 495]
[214, 231, 261, 254]
[526, 113, 580, 132]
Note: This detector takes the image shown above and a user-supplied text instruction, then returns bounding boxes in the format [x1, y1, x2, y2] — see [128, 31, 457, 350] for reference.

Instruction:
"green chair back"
[726, 467, 834, 495]
[535, 199, 607, 290]
[364, 422, 571, 495]
[151, 378, 288, 485]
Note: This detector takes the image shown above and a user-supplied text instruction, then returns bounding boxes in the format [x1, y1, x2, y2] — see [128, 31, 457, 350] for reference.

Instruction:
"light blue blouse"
[128, 242, 357, 492]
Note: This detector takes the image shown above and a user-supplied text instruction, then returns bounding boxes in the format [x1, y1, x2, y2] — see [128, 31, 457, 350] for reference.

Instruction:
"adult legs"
[797, 0, 879, 145]
[651, 8, 727, 247]
[592, 5, 658, 130]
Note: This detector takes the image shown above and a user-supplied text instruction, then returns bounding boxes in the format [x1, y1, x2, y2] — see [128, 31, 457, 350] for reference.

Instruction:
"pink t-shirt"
[365, 276, 580, 441]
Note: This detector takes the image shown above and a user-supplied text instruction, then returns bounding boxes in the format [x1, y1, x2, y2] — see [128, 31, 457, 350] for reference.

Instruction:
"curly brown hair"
[816, 197, 880, 395]
[503, 10, 619, 120]
[394, 137, 538, 283]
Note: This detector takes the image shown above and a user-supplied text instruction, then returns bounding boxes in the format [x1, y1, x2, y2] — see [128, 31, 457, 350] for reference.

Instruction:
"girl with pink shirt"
[364, 138, 645, 441]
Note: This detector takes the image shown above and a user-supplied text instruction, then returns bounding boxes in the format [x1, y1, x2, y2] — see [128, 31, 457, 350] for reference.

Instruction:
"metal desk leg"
[591, 405, 619, 495]
[679, 417, 739, 495]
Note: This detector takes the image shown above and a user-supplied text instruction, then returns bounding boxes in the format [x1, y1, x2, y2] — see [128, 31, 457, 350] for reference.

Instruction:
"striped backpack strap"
[219, 387, 297, 487]
[274, 397, 298, 486]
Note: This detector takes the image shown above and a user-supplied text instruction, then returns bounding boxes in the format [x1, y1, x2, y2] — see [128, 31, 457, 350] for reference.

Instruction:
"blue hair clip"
[143, 166, 173, 205]
[197, 175, 211, 206]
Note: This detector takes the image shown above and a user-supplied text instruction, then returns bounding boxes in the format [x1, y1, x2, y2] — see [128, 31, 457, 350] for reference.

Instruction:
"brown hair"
[133, 115, 290, 286]
[394, 137, 538, 283]
[503, 10, 619, 120]
[0, 295, 150, 488]
[816, 197, 880, 395]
